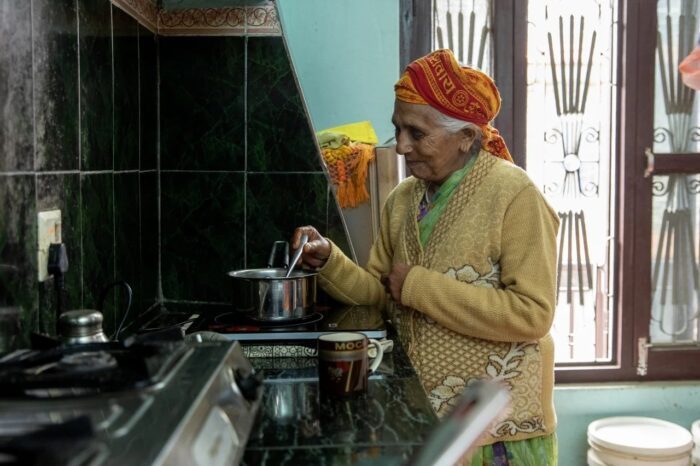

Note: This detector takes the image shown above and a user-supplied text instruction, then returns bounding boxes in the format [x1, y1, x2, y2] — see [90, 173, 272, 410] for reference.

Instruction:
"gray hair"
[434, 111, 482, 139]
[433, 111, 483, 154]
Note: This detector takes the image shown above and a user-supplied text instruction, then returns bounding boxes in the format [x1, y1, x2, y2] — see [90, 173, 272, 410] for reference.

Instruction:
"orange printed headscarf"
[395, 49, 513, 163]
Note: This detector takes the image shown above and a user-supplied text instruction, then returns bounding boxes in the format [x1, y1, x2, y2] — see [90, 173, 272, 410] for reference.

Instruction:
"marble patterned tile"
[242, 446, 415, 466]
[247, 37, 321, 173]
[113, 6, 140, 171]
[114, 173, 140, 334]
[139, 26, 157, 171]
[0, 175, 37, 344]
[80, 174, 116, 335]
[32, 0, 79, 171]
[79, 0, 114, 171]
[245, 378, 436, 448]
[0, 1, 33, 172]
[36, 174, 82, 335]
[160, 172, 244, 302]
[139, 172, 158, 306]
[245, 173, 327, 268]
[160, 37, 245, 171]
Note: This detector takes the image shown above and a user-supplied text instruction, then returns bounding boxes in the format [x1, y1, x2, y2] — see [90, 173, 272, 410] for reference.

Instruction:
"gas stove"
[0, 338, 262, 466]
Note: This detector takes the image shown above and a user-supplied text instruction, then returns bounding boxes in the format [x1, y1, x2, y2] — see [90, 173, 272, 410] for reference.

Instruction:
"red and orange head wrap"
[395, 49, 512, 162]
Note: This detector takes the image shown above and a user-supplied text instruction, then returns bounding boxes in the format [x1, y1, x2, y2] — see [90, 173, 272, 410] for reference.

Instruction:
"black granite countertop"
[241, 330, 439, 466]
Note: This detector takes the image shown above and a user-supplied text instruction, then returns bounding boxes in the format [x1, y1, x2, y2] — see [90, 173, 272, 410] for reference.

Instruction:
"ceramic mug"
[317, 332, 384, 398]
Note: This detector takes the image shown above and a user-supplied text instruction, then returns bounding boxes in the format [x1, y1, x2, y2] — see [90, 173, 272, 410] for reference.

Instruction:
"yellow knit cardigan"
[318, 151, 560, 445]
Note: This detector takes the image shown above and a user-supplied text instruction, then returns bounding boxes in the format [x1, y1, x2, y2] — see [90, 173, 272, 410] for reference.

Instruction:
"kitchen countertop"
[241, 327, 439, 466]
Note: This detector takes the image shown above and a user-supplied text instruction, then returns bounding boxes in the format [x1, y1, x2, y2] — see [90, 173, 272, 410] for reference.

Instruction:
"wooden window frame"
[401, 0, 700, 383]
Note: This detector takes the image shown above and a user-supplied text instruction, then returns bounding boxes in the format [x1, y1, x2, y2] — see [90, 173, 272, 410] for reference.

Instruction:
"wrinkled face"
[392, 100, 475, 185]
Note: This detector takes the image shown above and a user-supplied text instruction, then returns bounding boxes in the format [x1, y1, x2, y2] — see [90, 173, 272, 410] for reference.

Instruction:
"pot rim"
[227, 267, 318, 280]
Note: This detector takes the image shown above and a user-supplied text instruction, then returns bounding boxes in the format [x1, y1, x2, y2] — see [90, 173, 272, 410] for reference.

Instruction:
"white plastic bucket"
[589, 442, 692, 466]
[588, 448, 607, 466]
[692, 420, 700, 466]
[588, 417, 693, 466]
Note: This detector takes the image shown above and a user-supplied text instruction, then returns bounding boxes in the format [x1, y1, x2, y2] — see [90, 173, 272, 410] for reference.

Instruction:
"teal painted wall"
[276, 0, 399, 143]
[555, 382, 700, 465]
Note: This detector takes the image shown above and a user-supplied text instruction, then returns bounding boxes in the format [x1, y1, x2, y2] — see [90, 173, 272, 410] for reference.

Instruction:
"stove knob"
[234, 369, 263, 402]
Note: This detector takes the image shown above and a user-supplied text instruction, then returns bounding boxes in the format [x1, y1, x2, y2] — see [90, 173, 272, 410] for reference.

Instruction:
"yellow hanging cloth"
[318, 123, 376, 209]
[317, 121, 379, 145]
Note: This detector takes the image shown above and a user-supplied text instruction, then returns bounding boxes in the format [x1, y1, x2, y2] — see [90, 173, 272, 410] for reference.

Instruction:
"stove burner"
[58, 352, 118, 373]
[213, 312, 324, 328]
[0, 341, 189, 399]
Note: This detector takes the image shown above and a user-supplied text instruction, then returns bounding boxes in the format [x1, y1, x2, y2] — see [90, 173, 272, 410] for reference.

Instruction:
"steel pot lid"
[59, 309, 105, 338]
[227, 268, 317, 279]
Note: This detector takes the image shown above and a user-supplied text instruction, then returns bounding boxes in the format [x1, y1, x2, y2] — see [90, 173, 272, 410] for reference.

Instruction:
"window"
[402, 0, 700, 381]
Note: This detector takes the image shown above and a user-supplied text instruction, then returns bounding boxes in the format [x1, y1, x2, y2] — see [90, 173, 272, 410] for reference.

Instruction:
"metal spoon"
[285, 234, 308, 278]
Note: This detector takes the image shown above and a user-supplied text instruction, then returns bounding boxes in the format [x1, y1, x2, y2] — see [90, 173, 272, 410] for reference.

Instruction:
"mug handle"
[368, 338, 385, 373]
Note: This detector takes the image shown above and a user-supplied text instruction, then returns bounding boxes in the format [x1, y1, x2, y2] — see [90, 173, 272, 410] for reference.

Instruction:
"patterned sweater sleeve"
[401, 185, 560, 342]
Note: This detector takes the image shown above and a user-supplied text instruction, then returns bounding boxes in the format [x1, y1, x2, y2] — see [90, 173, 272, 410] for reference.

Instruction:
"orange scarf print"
[394, 49, 513, 163]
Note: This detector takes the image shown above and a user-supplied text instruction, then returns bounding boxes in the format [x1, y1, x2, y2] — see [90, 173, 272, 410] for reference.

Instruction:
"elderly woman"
[293, 49, 559, 465]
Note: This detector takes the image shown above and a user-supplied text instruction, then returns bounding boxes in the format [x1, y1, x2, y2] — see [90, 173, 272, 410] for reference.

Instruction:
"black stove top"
[186, 304, 388, 341]
[0, 337, 188, 399]
[0, 341, 261, 466]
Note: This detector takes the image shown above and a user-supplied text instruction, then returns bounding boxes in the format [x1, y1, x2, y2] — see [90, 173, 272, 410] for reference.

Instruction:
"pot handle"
[267, 241, 290, 269]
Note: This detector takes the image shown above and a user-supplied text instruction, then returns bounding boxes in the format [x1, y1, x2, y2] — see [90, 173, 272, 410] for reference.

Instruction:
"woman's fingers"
[291, 226, 330, 268]
[291, 226, 319, 249]
[381, 265, 411, 305]
[302, 239, 330, 266]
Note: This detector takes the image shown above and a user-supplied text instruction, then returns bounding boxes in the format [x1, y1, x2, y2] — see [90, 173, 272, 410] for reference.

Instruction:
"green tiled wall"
[159, 35, 351, 304]
[0, 0, 158, 342]
[1, 1, 352, 337]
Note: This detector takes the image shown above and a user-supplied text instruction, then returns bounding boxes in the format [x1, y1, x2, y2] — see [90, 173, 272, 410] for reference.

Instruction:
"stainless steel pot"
[227, 241, 317, 321]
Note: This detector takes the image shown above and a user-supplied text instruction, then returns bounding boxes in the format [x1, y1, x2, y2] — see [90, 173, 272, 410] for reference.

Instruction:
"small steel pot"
[227, 268, 317, 321]
[227, 241, 317, 321]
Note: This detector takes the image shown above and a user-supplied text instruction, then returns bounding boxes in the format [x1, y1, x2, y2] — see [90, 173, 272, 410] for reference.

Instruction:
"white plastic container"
[692, 419, 700, 466]
[588, 448, 607, 466]
[589, 442, 691, 466]
[588, 416, 693, 466]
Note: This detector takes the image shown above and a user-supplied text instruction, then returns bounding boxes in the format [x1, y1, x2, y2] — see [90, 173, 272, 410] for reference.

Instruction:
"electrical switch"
[37, 210, 62, 282]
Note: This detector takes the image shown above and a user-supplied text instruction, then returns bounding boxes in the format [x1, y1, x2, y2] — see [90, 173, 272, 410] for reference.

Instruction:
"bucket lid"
[587, 417, 693, 457]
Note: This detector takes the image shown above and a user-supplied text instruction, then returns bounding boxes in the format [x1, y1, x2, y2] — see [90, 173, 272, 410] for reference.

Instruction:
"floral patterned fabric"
[468, 433, 557, 466]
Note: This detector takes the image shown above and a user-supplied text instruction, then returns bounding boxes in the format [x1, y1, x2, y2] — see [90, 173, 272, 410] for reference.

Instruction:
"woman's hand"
[381, 263, 412, 305]
[291, 226, 331, 269]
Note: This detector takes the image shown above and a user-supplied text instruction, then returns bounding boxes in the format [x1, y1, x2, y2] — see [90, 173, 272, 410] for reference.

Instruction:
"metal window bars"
[434, 0, 491, 71]
[651, 3, 700, 342]
[547, 15, 597, 298]
[544, 14, 602, 358]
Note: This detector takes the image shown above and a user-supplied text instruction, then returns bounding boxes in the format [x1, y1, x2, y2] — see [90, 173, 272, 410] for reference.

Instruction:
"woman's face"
[392, 100, 475, 185]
